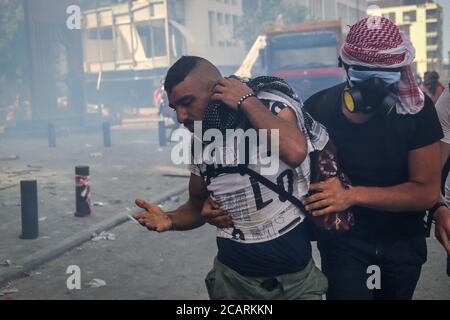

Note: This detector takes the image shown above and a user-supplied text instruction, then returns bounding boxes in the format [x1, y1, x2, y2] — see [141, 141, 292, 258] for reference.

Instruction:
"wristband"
[429, 201, 447, 220]
[237, 93, 256, 112]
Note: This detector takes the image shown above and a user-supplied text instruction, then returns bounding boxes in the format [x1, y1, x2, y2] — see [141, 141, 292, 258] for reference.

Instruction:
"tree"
[0, 0, 28, 114]
[238, 0, 307, 49]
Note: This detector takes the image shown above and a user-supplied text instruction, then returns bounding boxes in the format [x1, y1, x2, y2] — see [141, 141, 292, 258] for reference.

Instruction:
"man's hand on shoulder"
[434, 205, 450, 255]
[133, 199, 173, 233]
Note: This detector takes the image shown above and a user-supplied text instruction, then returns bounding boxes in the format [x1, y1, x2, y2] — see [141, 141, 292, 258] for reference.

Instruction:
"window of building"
[427, 22, 438, 33]
[134, 19, 167, 58]
[311, 0, 324, 20]
[427, 36, 438, 46]
[426, 9, 438, 20]
[399, 24, 410, 39]
[88, 27, 113, 40]
[151, 19, 167, 57]
[217, 13, 225, 47]
[403, 11, 416, 23]
[225, 14, 232, 47]
[338, 3, 347, 24]
[383, 12, 396, 23]
[209, 11, 216, 46]
[427, 50, 439, 59]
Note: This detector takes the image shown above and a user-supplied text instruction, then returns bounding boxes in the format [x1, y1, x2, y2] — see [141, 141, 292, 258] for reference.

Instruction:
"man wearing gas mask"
[303, 17, 450, 300]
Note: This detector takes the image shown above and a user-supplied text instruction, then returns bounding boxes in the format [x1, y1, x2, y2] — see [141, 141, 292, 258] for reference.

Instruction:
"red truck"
[261, 20, 346, 100]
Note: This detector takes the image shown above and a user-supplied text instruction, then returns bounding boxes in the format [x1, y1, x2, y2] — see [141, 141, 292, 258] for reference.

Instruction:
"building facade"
[298, 0, 368, 31]
[367, 1, 443, 77]
[83, 0, 246, 75]
[82, 0, 246, 108]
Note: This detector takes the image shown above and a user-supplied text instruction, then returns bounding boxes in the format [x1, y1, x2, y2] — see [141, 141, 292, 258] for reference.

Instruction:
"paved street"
[1, 196, 448, 300]
[0, 124, 449, 300]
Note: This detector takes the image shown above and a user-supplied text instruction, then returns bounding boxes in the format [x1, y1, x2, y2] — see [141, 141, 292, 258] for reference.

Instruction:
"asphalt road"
[0, 190, 448, 300]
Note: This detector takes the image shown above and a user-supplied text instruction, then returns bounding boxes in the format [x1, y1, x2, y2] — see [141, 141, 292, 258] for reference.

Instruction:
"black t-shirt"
[304, 83, 444, 240]
[217, 222, 312, 277]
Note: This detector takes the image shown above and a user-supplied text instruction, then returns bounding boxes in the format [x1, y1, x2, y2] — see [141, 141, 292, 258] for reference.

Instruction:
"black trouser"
[317, 235, 427, 300]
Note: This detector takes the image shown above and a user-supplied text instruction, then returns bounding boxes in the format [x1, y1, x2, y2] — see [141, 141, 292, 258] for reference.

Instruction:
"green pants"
[205, 257, 328, 300]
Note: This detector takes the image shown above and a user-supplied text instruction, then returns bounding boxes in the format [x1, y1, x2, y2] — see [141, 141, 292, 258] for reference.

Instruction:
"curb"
[0, 185, 188, 288]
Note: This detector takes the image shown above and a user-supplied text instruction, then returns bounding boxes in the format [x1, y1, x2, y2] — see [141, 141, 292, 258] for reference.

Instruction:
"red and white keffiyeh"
[340, 17, 425, 115]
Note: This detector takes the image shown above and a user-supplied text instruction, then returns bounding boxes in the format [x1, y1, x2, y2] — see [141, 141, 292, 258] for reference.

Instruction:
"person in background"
[422, 71, 445, 104]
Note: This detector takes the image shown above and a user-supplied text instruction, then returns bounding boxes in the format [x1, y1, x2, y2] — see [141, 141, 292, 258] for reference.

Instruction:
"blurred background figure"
[422, 71, 446, 104]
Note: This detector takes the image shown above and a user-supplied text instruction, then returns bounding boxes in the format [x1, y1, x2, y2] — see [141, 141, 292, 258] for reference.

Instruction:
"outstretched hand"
[133, 199, 173, 233]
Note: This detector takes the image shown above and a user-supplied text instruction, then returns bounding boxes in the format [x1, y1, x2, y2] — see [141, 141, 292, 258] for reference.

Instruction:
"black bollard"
[75, 166, 91, 217]
[158, 120, 167, 147]
[48, 123, 56, 148]
[20, 180, 39, 239]
[103, 121, 111, 147]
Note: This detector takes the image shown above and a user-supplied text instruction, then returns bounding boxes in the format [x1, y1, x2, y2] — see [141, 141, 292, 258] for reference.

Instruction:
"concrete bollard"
[20, 180, 39, 239]
[74, 166, 91, 217]
[103, 121, 111, 147]
[158, 120, 167, 147]
[48, 123, 56, 148]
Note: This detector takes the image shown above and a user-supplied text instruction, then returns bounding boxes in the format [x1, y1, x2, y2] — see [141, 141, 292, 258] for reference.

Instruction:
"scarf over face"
[340, 16, 425, 115]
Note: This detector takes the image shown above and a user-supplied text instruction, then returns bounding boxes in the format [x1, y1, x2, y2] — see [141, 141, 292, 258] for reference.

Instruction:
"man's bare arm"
[305, 142, 441, 214]
[351, 142, 441, 211]
[167, 174, 209, 230]
[134, 174, 209, 232]
[211, 77, 307, 168]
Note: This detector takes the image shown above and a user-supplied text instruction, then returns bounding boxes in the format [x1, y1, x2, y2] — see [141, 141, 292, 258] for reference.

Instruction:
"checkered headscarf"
[341, 17, 425, 114]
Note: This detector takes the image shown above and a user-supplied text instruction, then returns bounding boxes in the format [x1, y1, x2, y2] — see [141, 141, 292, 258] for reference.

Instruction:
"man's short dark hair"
[164, 56, 205, 95]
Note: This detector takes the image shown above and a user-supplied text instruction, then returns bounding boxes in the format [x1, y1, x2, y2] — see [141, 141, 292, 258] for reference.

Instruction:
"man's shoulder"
[303, 82, 346, 118]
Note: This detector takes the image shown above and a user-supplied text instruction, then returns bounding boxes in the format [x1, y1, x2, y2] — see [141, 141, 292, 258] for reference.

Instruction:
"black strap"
[208, 165, 311, 217]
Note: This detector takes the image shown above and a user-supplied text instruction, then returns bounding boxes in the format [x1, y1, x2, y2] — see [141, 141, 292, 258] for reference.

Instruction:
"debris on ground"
[2, 259, 12, 267]
[90, 152, 103, 158]
[93, 202, 106, 207]
[38, 217, 48, 222]
[27, 165, 43, 169]
[152, 165, 190, 178]
[0, 155, 19, 161]
[91, 231, 116, 241]
[112, 177, 119, 181]
[0, 185, 16, 191]
[85, 278, 106, 288]
[1, 201, 20, 207]
[169, 195, 180, 203]
[0, 288, 19, 295]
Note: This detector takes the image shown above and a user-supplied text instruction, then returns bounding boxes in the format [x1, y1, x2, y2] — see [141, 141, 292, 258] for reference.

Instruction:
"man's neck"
[341, 101, 372, 124]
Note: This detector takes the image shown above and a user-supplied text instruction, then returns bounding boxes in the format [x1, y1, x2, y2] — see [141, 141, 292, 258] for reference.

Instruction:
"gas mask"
[343, 67, 400, 115]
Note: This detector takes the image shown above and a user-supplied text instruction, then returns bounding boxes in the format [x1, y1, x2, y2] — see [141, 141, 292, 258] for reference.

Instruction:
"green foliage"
[0, 0, 28, 109]
[238, 0, 307, 49]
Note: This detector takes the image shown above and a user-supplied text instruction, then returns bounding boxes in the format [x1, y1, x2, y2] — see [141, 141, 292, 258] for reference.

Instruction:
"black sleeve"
[408, 95, 444, 150]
